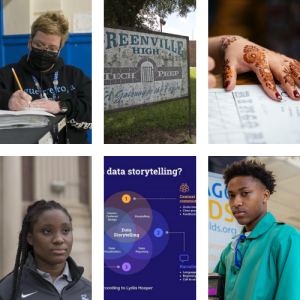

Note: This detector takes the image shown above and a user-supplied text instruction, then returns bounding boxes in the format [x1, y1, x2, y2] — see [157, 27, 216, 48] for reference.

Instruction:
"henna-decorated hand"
[221, 36, 300, 102]
[208, 56, 216, 88]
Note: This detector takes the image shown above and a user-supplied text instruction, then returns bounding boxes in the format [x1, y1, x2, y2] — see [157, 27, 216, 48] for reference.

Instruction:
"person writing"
[208, 36, 300, 102]
[214, 160, 300, 300]
[0, 12, 92, 144]
[0, 200, 91, 300]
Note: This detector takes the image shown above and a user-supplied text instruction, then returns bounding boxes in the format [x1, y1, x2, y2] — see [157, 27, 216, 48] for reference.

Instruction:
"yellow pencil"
[12, 68, 29, 108]
[11, 68, 23, 91]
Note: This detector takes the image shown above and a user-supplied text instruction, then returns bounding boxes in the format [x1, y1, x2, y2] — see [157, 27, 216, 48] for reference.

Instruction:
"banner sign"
[208, 172, 243, 273]
[104, 25, 190, 114]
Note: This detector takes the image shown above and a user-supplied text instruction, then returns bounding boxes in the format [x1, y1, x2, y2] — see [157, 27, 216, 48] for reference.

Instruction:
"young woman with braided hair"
[0, 200, 91, 300]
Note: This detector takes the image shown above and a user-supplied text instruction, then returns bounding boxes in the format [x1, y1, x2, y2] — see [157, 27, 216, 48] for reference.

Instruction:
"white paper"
[209, 85, 300, 144]
[73, 13, 92, 33]
[0, 110, 54, 117]
[23, 107, 46, 112]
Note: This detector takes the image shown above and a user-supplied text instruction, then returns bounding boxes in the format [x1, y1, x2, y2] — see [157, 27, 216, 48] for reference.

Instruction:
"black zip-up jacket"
[0, 252, 92, 300]
[0, 55, 92, 144]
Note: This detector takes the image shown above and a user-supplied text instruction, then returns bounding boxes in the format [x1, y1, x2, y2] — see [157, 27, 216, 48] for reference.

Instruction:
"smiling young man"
[213, 160, 300, 300]
[0, 12, 91, 143]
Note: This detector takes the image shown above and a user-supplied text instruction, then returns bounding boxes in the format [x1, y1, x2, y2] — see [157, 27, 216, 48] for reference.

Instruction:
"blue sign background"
[104, 156, 196, 300]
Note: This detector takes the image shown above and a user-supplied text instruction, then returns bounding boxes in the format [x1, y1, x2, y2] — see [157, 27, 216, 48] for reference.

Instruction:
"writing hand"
[30, 99, 61, 114]
[8, 90, 32, 111]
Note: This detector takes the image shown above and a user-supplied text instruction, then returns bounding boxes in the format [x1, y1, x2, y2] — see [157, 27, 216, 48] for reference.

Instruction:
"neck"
[35, 259, 65, 283]
[245, 211, 267, 232]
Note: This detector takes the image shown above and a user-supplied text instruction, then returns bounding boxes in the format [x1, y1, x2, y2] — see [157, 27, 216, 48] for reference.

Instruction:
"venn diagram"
[104, 191, 169, 275]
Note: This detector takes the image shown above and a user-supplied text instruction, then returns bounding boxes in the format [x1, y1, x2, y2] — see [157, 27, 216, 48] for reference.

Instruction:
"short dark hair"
[0, 200, 72, 300]
[222, 159, 276, 194]
[30, 11, 69, 48]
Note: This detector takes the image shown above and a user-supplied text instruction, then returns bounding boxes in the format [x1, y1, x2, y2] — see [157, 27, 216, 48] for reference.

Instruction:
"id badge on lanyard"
[31, 71, 59, 101]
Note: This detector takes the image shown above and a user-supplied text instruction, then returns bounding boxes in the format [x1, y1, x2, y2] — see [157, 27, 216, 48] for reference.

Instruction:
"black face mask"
[28, 47, 59, 71]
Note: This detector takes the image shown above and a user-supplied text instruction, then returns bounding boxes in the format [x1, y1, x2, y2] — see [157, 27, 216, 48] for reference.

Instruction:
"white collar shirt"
[36, 261, 72, 294]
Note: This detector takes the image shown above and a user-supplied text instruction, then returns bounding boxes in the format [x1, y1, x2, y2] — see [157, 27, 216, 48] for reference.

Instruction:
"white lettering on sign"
[105, 73, 135, 80]
[157, 71, 180, 77]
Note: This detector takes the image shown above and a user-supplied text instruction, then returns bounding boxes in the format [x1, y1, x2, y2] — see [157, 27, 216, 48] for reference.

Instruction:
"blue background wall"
[0, 33, 92, 78]
[0, 0, 92, 143]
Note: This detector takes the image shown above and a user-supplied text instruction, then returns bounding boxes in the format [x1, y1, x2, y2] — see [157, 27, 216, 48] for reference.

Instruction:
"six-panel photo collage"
[0, 1, 296, 300]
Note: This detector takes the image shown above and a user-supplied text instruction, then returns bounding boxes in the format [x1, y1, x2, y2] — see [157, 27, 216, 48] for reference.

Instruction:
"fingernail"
[275, 92, 282, 100]
[225, 81, 230, 88]
[293, 90, 300, 98]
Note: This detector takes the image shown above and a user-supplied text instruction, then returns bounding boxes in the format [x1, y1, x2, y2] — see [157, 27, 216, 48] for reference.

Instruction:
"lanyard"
[31, 71, 59, 101]
[235, 234, 246, 268]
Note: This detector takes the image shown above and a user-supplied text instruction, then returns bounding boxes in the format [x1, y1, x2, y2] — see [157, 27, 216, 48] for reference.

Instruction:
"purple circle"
[104, 254, 150, 275]
[104, 207, 128, 233]
[126, 226, 152, 260]
[127, 207, 153, 240]
[104, 232, 133, 260]
[104, 191, 151, 214]
[106, 222, 136, 243]
[122, 262, 131, 272]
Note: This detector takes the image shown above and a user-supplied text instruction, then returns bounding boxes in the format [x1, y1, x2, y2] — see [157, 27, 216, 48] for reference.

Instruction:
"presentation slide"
[104, 156, 196, 299]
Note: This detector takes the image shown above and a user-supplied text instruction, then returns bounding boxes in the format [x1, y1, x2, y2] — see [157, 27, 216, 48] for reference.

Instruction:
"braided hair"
[0, 200, 72, 300]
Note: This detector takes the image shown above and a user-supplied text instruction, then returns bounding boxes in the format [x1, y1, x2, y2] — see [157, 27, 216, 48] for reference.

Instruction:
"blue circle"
[154, 228, 163, 237]
[149, 210, 170, 258]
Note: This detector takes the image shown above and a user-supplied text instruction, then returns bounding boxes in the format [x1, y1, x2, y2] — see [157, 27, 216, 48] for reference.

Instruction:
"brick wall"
[189, 40, 196, 67]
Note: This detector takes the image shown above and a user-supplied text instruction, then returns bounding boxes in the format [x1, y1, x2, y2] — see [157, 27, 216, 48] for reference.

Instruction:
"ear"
[27, 232, 33, 246]
[263, 189, 270, 203]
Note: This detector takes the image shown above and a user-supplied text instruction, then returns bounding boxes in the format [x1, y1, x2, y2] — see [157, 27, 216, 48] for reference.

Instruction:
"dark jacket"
[0, 252, 92, 300]
[0, 55, 92, 144]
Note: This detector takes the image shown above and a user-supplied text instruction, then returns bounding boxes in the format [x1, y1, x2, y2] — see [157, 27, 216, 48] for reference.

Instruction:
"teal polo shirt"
[213, 212, 300, 300]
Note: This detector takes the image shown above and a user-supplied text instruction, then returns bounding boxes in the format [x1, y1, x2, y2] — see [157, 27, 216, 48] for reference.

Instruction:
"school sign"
[104, 25, 191, 114]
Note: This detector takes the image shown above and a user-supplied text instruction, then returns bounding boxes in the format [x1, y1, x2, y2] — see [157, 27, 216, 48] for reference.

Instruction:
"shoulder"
[271, 223, 300, 247]
[0, 272, 14, 296]
[64, 65, 85, 74]
[272, 222, 300, 237]
[63, 65, 91, 80]
[0, 64, 15, 74]
[79, 276, 92, 287]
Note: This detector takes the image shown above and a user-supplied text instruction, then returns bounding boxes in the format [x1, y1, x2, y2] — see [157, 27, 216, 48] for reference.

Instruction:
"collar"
[25, 251, 84, 281]
[232, 212, 277, 240]
[36, 260, 72, 282]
